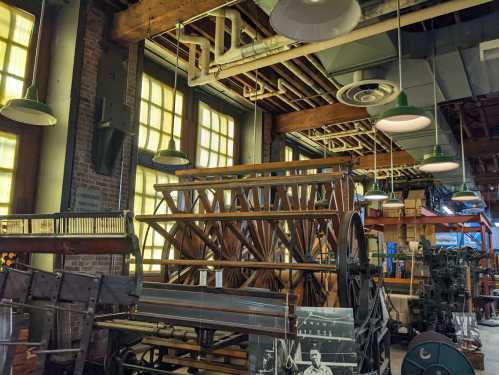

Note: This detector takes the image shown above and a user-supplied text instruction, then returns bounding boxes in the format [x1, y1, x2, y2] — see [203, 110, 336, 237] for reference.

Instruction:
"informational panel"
[250, 307, 356, 374]
[74, 187, 103, 211]
[453, 312, 481, 348]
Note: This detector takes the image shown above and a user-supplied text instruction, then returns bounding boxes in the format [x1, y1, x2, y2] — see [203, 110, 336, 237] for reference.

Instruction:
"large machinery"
[0, 160, 390, 374]
[408, 244, 492, 342]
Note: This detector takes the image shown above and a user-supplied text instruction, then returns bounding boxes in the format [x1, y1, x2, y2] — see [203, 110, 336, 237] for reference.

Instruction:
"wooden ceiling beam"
[112, 0, 232, 44]
[274, 102, 369, 133]
[474, 172, 499, 186]
[464, 137, 499, 158]
[358, 151, 415, 170]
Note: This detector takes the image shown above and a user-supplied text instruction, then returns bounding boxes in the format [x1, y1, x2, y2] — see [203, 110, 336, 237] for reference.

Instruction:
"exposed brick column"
[64, 1, 140, 274]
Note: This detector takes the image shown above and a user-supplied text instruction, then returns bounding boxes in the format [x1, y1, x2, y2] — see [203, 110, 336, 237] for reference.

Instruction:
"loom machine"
[0, 160, 391, 375]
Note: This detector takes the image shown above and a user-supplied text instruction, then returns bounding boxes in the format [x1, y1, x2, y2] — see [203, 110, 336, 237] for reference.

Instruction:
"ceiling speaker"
[270, 0, 361, 42]
[336, 70, 399, 107]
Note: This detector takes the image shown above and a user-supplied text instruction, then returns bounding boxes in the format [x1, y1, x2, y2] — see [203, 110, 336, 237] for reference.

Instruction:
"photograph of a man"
[303, 348, 334, 375]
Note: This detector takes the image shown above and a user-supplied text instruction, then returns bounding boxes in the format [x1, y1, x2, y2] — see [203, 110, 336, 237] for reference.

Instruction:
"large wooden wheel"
[152, 172, 354, 308]
[136, 166, 389, 374]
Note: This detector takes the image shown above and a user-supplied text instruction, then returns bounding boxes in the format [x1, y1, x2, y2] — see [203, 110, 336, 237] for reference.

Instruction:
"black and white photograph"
[250, 307, 356, 375]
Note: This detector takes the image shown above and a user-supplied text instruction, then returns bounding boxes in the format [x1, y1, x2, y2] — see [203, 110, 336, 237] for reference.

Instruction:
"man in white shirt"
[303, 348, 333, 375]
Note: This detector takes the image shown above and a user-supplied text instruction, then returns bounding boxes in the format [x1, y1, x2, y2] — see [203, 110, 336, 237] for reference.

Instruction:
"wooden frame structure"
[135, 159, 390, 374]
[366, 210, 494, 267]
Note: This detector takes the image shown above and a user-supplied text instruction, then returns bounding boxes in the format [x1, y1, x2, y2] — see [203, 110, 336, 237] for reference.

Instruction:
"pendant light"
[451, 110, 479, 202]
[270, 0, 361, 42]
[0, 0, 56, 126]
[365, 129, 388, 201]
[418, 22, 458, 173]
[383, 137, 404, 208]
[152, 24, 189, 167]
[375, 0, 431, 133]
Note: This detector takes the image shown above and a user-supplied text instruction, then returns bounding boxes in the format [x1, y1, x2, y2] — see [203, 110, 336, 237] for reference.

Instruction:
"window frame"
[0, 1, 50, 215]
[193, 89, 242, 167]
[196, 101, 236, 168]
[0, 129, 17, 213]
[132, 59, 245, 278]
[133, 165, 178, 273]
[138, 73, 184, 154]
[0, 1, 35, 105]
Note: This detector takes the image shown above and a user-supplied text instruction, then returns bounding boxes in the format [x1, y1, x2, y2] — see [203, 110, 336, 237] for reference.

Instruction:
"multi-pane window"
[197, 101, 235, 168]
[299, 153, 316, 175]
[0, 131, 16, 214]
[284, 145, 293, 162]
[0, 2, 34, 105]
[133, 166, 178, 272]
[138, 74, 183, 153]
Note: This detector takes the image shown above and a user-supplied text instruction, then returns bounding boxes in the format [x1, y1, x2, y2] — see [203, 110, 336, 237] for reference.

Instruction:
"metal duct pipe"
[190, 0, 492, 85]
[211, 8, 293, 66]
[178, 28, 211, 82]
[243, 73, 301, 111]
[243, 78, 288, 101]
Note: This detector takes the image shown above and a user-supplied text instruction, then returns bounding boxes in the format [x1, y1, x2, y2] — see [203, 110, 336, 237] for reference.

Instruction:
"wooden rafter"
[464, 138, 499, 158]
[274, 102, 369, 133]
[112, 0, 233, 44]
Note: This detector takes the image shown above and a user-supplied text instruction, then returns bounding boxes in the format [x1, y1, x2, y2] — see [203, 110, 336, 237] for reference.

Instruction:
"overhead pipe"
[189, 0, 492, 85]
[178, 28, 211, 86]
[179, 7, 295, 102]
[210, 9, 293, 66]
[309, 127, 375, 141]
[243, 78, 287, 101]
[239, 69, 301, 111]
[243, 79, 266, 99]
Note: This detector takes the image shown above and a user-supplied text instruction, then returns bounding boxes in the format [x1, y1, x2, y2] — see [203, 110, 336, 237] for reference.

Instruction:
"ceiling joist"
[112, 0, 233, 44]
[465, 138, 499, 158]
[274, 103, 369, 133]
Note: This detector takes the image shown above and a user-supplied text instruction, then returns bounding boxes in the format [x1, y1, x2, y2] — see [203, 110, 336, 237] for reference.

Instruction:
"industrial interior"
[1, 0, 499, 374]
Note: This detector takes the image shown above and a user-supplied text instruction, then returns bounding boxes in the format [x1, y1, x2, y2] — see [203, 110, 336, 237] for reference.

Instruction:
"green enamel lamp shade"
[153, 138, 189, 166]
[375, 91, 431, 133]
[0, 84, 56, 126]
[418, 145, 459, 173]
[364, 182, 388, 201]
[451, 183, 479, 202]
[383, 192, 404, 208]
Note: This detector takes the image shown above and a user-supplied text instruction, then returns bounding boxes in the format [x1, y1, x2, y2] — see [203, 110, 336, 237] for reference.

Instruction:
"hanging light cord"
[373, 128, 377, 183]
[432, 21, 439, 145]
[32, 0, 46, 84]
[460, 110, 466, 185]
[170, 23, 182, 146]
[253, 68, 258, 164]
[390, 137, 394, 194]
[397, 0, 403, 91]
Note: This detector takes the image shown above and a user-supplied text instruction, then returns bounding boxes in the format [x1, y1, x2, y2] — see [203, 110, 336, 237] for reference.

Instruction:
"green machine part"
[402, 331, 475, 375]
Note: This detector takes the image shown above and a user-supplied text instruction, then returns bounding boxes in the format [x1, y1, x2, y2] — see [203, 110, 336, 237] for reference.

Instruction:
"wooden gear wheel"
[137, 167, 390, 374]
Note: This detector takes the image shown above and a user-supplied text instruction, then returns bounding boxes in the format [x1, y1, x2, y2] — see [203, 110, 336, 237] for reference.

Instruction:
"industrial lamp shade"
[418, 145, 459, 173]
[383, 192, 404, 208]
[270, 0, 361, 42]
[0, 84, 56, 126]
[364, 182, 388, 201]
[375, 91, 431, 133]
[451, 184, 479, 202]
[153, 138, 189, 166]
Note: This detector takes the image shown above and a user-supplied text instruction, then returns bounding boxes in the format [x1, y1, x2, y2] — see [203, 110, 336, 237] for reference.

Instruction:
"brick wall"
[64, 1, 139, 274]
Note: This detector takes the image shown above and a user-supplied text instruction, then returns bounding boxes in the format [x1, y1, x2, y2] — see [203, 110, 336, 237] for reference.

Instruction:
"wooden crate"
[462, 349, 485, 371]
[383, 208, 402, 218]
